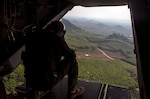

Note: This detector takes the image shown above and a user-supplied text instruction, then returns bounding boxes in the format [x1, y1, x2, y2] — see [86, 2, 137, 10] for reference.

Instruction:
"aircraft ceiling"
[66, 0, 128, 6]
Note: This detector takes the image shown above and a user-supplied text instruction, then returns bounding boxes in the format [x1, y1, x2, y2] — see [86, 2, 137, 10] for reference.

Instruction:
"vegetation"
[4, 64, 25, 94]
[65, 32, 96, 51]
[78, 58, 137, 88]
[65, 28, 136, 65]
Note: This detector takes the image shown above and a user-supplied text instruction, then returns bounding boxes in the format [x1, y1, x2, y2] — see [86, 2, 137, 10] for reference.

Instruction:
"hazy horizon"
[63, 16, 132, 29]
[64, 5, 131, 21]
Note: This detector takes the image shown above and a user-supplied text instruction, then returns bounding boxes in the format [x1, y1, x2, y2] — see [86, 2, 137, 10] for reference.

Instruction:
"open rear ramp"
[8, 77, 131, 99]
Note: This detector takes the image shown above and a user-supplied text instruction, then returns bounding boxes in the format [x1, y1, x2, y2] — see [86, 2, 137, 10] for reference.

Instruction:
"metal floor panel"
[8, 77, 131, 99]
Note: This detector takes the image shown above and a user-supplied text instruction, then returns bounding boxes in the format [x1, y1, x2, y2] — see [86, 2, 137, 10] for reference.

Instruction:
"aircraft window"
[62, 5, 140, 99]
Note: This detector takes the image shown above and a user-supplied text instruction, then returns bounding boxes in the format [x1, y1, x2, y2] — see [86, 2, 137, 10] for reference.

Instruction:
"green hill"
[77, 58, 138, 88]
[62, 18, 136, 65]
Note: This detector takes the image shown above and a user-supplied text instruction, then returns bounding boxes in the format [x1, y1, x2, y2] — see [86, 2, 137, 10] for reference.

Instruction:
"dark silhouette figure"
[22, 21, 84, 99]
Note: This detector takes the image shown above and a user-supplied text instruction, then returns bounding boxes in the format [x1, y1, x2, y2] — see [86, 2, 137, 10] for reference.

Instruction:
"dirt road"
[76, 48, 115, 60]
[97, 48, 114, 60]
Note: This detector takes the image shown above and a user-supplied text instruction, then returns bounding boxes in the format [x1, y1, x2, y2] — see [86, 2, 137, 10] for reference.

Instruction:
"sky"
[64, 5, 131, 20]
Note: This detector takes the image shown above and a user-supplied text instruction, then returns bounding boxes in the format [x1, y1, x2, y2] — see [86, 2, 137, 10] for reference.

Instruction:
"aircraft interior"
[0, 0, 150, 99]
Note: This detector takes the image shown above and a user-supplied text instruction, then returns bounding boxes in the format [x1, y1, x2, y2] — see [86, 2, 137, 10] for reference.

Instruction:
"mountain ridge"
[63, 16, 132, 37]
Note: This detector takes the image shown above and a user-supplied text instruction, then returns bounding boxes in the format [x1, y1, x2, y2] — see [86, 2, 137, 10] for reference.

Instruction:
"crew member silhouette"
[22, 20, 84, 99]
